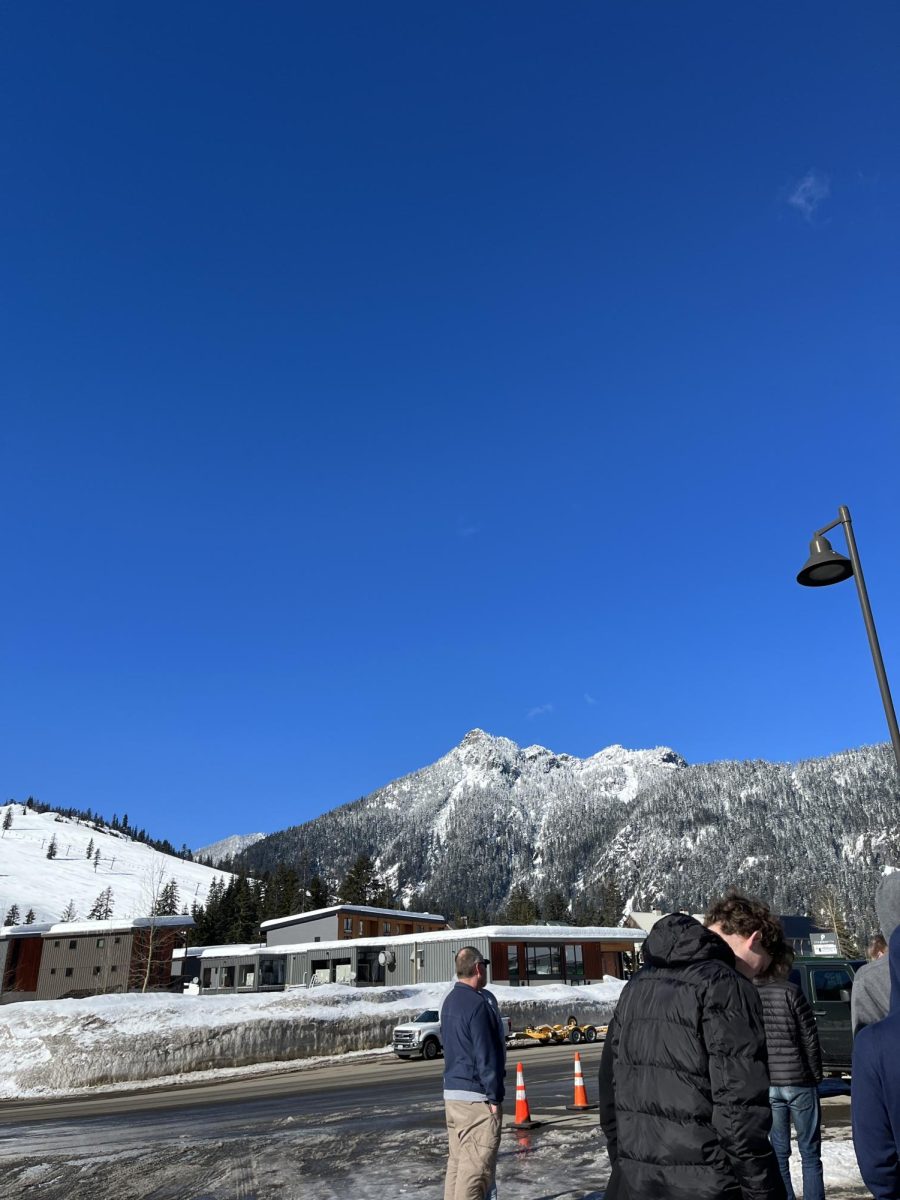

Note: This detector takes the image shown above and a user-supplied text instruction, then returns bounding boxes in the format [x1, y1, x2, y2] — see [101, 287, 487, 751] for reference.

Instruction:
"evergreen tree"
[154, 879, 180, 916]
[93, 847, 101, 872]
[597, 879, 625, 927]
[2, 808, 12, 833]
[88, 887, 114, 920]
[46, 834, 58, 860]
[86, 837, 94, 859]
[307, 875, 331, 910]
[338, 854, 376, 905]
[24, 909, 35, 924]
[541, 890, 568, 921]
[61, 899, 77, 922]
[4, 904, 20, 925]
[503, 883, 539, 925]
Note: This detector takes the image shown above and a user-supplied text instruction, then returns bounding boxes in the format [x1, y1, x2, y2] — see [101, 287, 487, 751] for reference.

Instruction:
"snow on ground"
[0, 979, 626, 1097]
[0, 1097, 869, 1200]
[0, 803, 232, 924]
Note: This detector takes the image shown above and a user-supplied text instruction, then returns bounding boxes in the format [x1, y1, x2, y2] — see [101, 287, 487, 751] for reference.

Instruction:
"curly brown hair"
[704, 888, 785, 957]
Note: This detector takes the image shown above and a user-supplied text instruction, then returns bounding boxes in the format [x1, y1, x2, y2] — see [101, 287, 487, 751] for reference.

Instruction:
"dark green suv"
[787, 957, 864, 1074]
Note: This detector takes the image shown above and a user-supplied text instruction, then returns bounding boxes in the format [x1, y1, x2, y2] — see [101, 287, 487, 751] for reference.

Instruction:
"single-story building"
[0, 916, 194, 1004]
[173, 923, 646, 994]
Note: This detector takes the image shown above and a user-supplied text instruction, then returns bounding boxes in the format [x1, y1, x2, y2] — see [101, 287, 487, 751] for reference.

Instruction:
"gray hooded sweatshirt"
[852, 871, 900, 1036]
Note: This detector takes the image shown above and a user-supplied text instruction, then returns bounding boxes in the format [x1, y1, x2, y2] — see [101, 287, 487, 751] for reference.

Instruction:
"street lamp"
[797, 504, 900, 778]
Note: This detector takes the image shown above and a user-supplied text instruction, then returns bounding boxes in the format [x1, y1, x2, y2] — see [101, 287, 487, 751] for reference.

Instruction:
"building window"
[259, 958, 285, 986]
[110, 965, 117, 973]
[222, 965, 235, 988]
[314, 936, 320, 942]
[50, 968, 57, 975]
[507, 944, 520, 983]
[202, 967, 212, 988]
[525, 944, 562, 979]
[359, 921, 364, 934]
[68, 940, 77, 950]
[383, 922, 391, 935]
[343, 918, 352, 933]
[96, 938, 105, 948]
[93, 966, 101, 976]
[114, 937, 120, 944]
[565, 944, 585, 979]
[393, 924, 399, 934]
[238, 965, 255, 988]
[53, 940, 60, 948]
[65, 967, 73, 977]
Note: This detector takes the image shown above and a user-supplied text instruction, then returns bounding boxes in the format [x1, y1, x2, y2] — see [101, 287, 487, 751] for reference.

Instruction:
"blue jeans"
[769, 1085, 825, 1200]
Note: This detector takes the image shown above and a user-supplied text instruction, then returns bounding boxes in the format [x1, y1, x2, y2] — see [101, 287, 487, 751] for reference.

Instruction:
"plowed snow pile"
[0, 978, 625, 1096]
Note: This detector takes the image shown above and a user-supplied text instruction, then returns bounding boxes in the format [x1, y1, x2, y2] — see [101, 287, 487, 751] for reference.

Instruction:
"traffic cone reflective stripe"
[566, 1050, 598, 1111]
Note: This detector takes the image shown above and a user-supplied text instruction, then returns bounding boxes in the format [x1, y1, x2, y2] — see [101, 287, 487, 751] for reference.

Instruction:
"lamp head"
[796, 535, 853, 587]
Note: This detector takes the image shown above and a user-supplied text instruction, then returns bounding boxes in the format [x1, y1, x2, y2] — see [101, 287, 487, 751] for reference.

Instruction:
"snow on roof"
[0, 923, 54, 938]
[38, 916, 194, 937]
[173, 943, 264, 960]
[260, 904, 446, 930]
[187, 923, 645, 960]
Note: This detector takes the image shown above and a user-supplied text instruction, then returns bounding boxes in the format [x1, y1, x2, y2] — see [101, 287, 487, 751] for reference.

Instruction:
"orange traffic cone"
[565, 1050, 598, 1111]
[509, 1061, 541, 1129]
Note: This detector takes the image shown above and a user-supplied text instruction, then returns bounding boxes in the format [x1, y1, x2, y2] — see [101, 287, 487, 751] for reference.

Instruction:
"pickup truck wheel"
[422, 1038, 440, 1060]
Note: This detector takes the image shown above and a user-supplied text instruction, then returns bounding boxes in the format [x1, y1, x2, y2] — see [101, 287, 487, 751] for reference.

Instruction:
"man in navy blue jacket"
[853, 927, 900, 1199]
[441, 946, 506, 1200]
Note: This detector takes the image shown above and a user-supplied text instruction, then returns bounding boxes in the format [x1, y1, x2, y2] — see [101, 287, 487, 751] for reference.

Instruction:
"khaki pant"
[444, 1100, 502, 1200]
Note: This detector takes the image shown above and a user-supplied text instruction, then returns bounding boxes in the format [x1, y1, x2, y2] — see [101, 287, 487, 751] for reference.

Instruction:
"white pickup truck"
[392, 1008, 514, 1060]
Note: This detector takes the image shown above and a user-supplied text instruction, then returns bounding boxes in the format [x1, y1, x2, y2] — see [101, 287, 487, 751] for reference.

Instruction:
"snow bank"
[0, 979, 626, 1097]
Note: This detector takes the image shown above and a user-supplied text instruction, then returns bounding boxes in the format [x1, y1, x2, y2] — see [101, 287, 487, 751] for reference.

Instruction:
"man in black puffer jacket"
[756, 954, 824, 1200]
[599, 895, 787, 1200]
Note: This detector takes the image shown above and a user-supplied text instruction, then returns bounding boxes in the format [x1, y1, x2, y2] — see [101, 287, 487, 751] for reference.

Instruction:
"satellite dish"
[378, 949, 396, 968]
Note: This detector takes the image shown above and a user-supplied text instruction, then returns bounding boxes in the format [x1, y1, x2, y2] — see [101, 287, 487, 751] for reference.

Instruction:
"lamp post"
[797, 504, 900, 778]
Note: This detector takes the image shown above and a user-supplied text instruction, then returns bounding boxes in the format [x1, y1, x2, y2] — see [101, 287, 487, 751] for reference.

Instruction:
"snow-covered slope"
[0, 805, 232, 925]
[194, 832, 266, 863]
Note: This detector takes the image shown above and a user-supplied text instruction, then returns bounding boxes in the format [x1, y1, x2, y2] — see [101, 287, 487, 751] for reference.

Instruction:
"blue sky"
[2, 4, 899, 848]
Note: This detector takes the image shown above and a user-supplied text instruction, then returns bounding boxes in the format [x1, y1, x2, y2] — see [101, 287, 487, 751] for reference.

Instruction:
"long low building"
[173, 922, 646, 994]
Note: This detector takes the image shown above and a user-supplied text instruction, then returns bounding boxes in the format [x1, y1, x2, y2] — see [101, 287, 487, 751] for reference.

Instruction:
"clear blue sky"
[2, 4, 899, 848]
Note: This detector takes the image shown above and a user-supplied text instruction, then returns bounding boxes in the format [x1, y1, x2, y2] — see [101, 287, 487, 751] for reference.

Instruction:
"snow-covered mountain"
[240, 729, 686, 919]
[194, 832, 267, 863]
[0, 805, 233, 926]
[239, 729, 900, 940]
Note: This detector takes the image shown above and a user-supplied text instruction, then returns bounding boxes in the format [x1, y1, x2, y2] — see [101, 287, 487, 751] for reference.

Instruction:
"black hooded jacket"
[599, 913, 785, 1200]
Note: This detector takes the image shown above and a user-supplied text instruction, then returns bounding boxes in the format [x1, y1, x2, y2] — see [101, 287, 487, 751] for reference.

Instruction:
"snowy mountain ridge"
[194, 832, 267, 863]
[240, 729, 687, 920]
[239, 729, 900, 940]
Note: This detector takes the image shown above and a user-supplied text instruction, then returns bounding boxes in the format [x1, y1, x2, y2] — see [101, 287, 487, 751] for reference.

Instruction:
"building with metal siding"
[0, 917, 193, 1003]
[262, 904, 448, 947]
[38, 928, 134, 997]
[172, 925, 644, 994]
